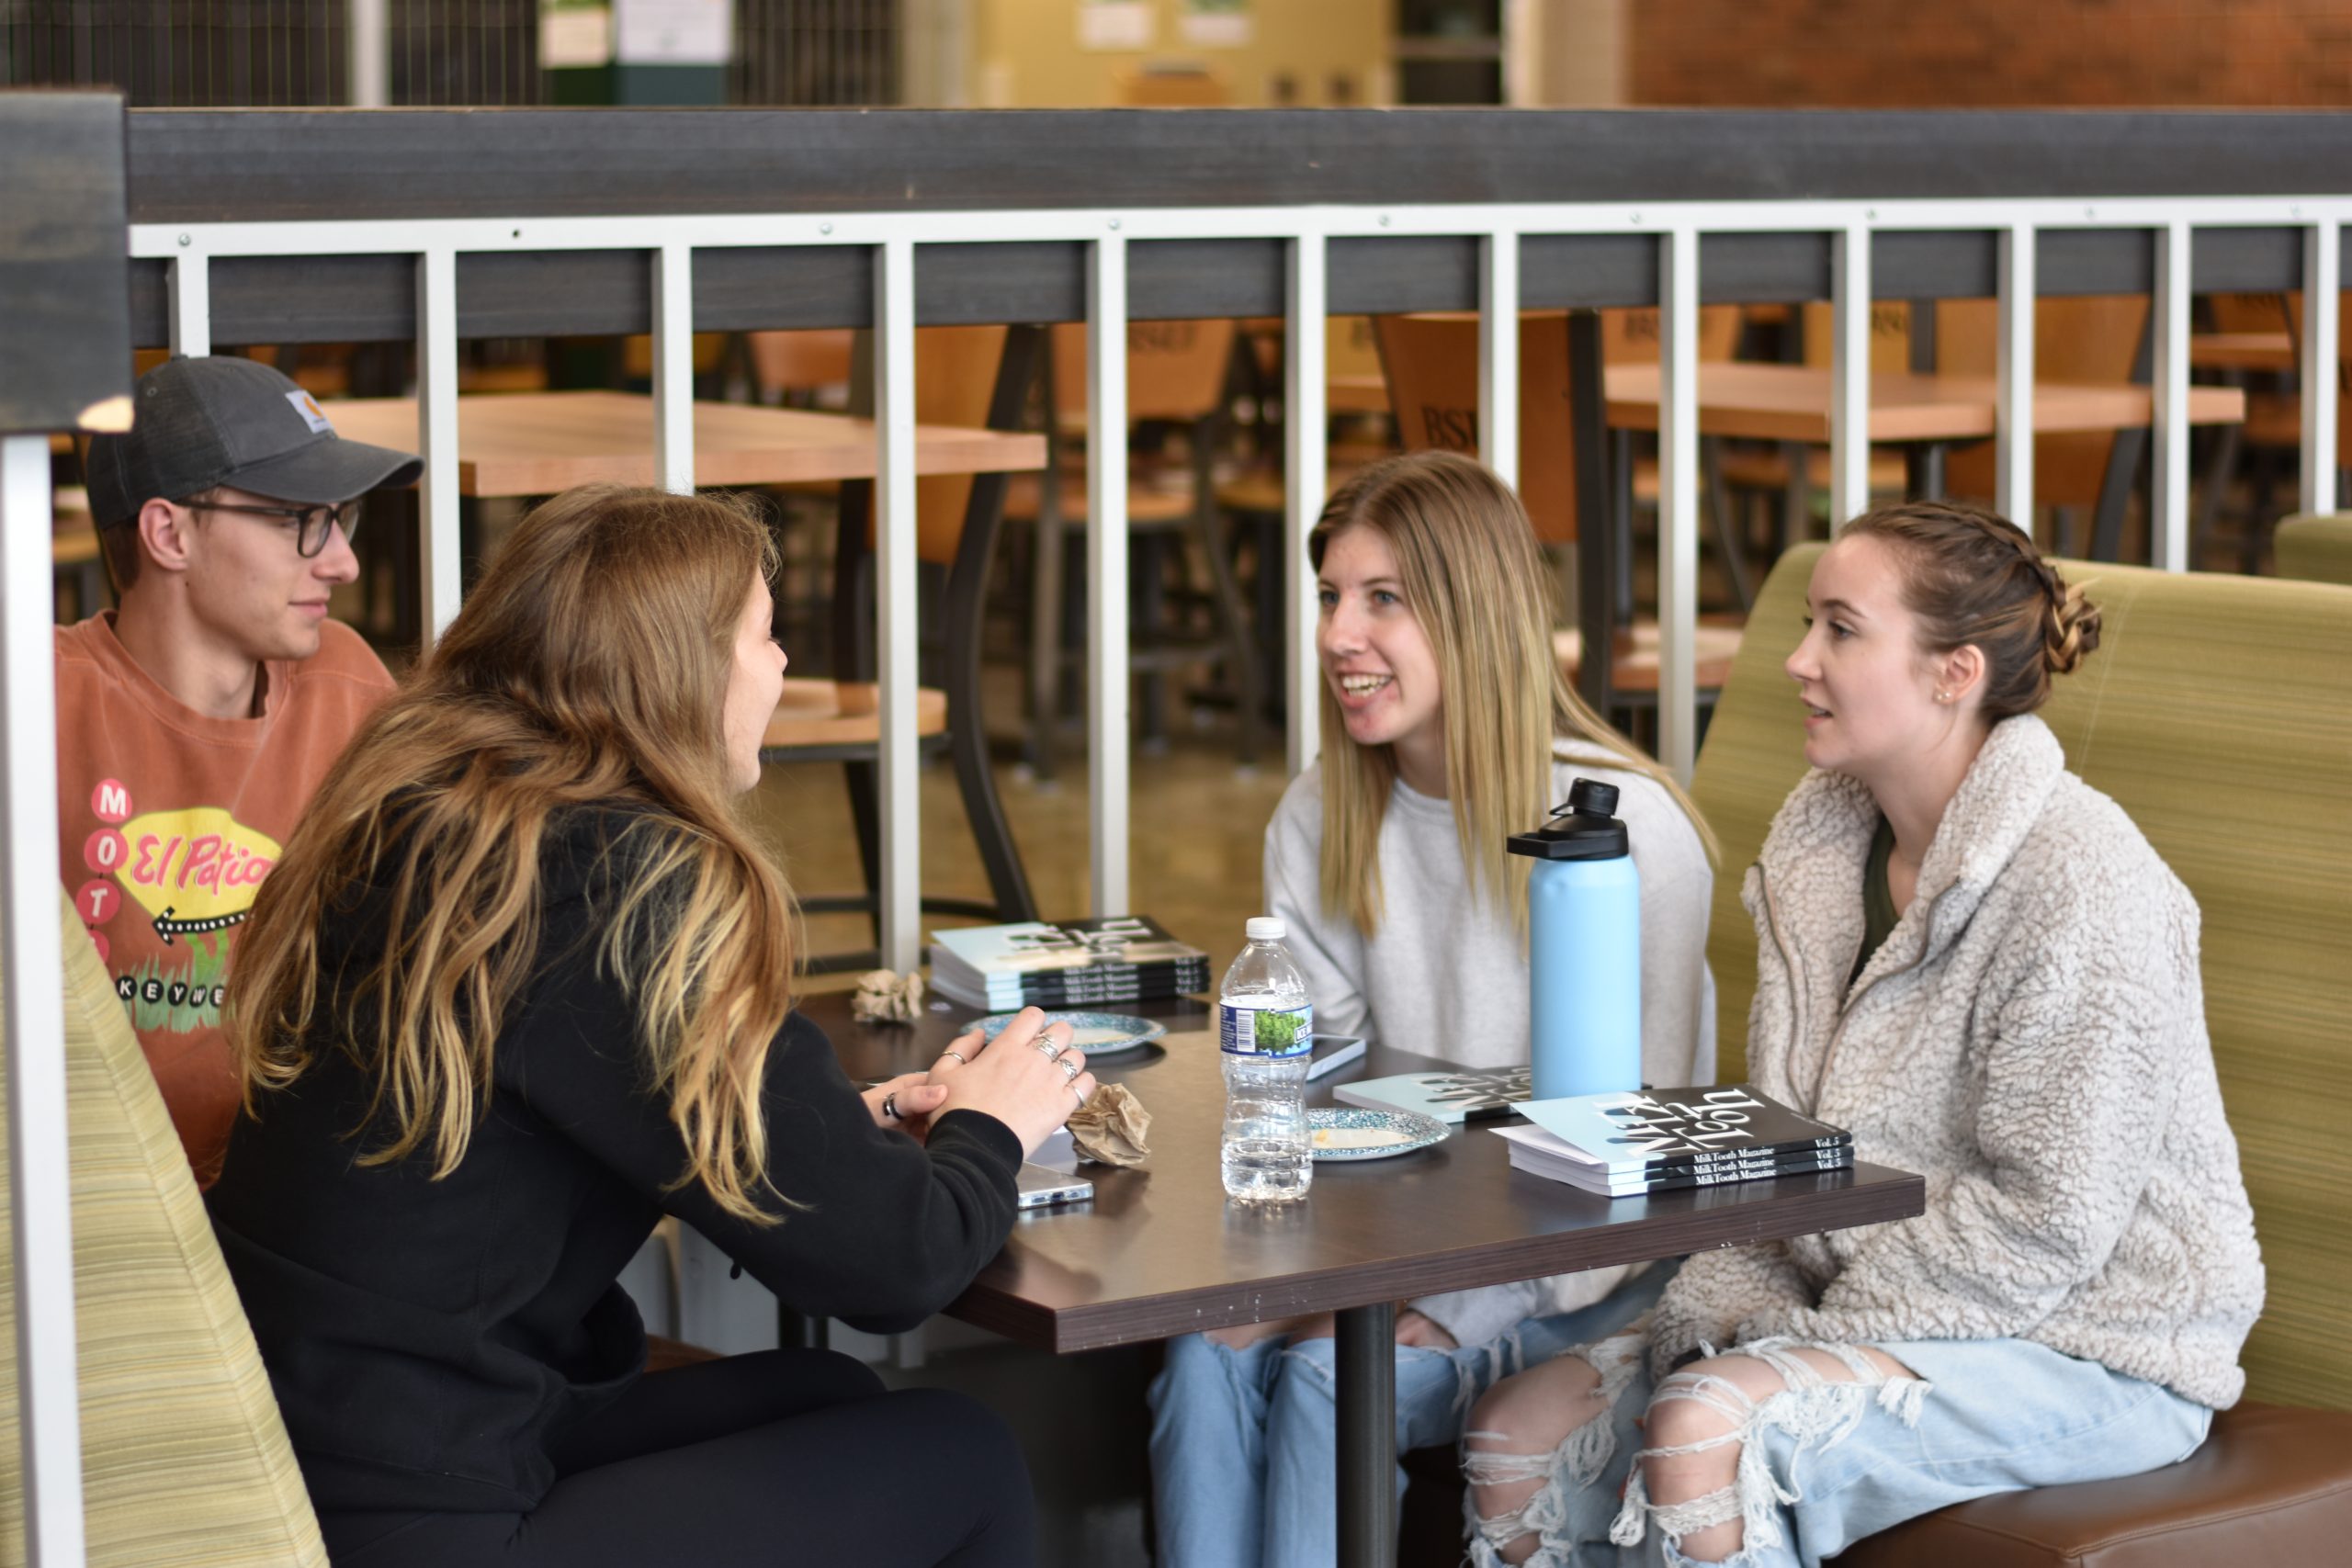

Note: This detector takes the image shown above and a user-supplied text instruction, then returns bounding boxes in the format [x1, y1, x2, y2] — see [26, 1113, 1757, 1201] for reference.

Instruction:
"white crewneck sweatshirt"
[1262, 739, 1716, 1349]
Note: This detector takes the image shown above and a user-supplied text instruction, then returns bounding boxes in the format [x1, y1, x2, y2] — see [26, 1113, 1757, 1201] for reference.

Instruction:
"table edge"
[951, 1164, 1926, 1354]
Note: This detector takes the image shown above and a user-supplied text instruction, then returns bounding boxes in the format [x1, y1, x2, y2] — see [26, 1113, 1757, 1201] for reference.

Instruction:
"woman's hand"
[1394, 1309, 1459, 1350]
[862, 1072, 950, 1139]
[928, 1007, 1098, 1156]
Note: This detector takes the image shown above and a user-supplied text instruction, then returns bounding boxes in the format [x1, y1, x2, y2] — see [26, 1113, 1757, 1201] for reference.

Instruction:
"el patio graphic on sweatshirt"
[109, 804, 282, 941]
[74, 782, 282, 1034]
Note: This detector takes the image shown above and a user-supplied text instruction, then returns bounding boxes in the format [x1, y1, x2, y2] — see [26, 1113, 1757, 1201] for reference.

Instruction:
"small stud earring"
[1935, 690, 1950, 703]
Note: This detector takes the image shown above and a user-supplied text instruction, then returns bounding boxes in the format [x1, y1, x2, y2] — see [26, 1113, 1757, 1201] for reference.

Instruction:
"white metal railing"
[0, 186, 2320, 1566]
[5, 428, 85, 1568]
[122, 194, 2351, 979]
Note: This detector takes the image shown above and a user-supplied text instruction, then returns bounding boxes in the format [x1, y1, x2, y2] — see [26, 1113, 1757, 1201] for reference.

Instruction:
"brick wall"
[1630, 0, 2352, 107]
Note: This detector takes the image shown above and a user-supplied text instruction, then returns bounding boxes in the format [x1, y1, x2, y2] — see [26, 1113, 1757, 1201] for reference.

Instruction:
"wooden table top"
[798, 991, 1925, 1354]
[1555, 620, 1745, 695]
[325, 391, 1046, 498]
[1602, 362, 2245, 445]
[2190, 332, 2295, 374]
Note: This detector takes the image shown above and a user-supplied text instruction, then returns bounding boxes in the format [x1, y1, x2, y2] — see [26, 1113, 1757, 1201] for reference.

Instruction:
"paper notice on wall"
[538, 0, 613, 68]
[615, 0, 732, 66]
[1079, 0, 1155, 51]
[1179, 0, 1252, 48]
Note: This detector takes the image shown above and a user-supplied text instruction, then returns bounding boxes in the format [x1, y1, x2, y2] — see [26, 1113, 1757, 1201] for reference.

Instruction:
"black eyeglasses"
[180, 498, 361, 558]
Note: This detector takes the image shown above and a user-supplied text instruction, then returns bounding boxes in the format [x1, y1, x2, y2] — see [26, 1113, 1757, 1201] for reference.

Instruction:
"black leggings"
[319, 1348, 1035, 1567]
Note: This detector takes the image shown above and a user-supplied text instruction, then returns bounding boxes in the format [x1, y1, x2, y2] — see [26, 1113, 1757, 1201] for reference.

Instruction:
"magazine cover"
[1496, 1122, 1853, 1193]
[1332, 1066, 1533, 1123]
[1518, 1084, 1849, 1171]
[932, 915, 1209, 978]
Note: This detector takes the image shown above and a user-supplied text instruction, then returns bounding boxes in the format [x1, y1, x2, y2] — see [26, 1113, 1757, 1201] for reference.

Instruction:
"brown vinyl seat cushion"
[1834, 1402, 2352, 1568]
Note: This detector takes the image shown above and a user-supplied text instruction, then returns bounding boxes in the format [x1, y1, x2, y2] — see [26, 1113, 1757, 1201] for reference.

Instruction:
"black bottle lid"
[1506, 777, 1631, 861]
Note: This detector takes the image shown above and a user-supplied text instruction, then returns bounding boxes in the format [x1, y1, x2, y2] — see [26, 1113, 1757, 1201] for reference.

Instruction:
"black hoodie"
[206, 810, 1021, 1516]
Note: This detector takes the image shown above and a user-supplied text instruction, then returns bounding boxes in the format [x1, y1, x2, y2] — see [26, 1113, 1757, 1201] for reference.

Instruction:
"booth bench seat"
[0, 888, 327, 1567]
[1690, 545, 2352, 1567]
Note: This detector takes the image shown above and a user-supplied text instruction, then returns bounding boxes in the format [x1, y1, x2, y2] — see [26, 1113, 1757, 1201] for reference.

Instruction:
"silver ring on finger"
[1070, 1084, 1088, 1111]
[939, 1049, 968, 1066]
[1033, 1036, 1064, 1059]
[1058, 1055, 1082, 1081]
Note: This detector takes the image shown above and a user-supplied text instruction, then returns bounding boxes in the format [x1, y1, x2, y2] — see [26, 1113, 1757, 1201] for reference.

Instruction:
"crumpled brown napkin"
[851, 968, 925, 1024]
[1067, 1081, 1151, 1167]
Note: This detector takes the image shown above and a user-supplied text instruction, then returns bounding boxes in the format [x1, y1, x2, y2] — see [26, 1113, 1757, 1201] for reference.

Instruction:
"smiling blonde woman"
[1148, 450, 1720, 1568]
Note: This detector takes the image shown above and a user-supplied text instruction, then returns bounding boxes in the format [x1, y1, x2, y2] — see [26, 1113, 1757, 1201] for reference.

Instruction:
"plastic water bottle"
[1509, 779, 1642, 1100]
[1218, 916, 1315, 1202]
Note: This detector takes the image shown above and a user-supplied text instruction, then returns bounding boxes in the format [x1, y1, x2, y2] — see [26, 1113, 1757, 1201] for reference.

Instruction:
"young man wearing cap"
[60, 355, 423, 1186]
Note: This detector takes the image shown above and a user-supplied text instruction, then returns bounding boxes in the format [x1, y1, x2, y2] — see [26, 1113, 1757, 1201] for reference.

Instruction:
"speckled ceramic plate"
[974, 1010, 1168, 1058]
[1307, 1105, 1451, 1161]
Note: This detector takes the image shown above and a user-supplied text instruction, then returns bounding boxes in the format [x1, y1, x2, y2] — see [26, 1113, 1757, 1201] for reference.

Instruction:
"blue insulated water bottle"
[1509, 778, 1642, 1100]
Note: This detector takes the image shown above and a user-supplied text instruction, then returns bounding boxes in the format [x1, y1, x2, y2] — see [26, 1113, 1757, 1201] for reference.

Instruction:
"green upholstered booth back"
[1, 889, 326, 1567]
[2276, 513, 2352, 586]
[1691, 546, 2352, 1413]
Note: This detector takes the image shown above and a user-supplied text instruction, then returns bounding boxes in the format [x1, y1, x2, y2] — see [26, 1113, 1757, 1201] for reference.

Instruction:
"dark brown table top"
[797, 990, 1925, 1354]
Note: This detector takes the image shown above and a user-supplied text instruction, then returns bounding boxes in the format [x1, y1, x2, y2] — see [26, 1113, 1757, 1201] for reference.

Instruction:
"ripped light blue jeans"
[1146, 1265, 1676, 1568]
[1464, 1328, 2214, 1568]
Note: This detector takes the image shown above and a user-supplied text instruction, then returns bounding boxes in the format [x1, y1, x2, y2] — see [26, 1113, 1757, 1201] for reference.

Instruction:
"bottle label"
[1220, 1002, 1313, 1057]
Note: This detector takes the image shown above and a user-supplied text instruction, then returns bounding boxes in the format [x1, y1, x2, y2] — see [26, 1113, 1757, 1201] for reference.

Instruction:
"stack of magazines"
[1495, 1084, 1853, 1197]
[929, 916, 1212, 1011]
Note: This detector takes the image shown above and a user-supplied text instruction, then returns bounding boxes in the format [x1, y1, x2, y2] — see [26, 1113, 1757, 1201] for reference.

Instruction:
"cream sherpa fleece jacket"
[1648, 716, 2263, 1407]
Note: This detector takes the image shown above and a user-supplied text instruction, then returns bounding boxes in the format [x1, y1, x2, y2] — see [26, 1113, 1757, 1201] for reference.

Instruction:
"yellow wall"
[974, 0, 1392, 108]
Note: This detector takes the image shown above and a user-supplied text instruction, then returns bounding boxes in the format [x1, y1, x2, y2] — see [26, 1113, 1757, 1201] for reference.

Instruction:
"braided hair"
[1840, 501, 2102, 720]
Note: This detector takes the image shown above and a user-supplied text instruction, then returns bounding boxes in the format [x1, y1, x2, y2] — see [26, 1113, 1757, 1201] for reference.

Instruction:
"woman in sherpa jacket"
[1457, 501, 2264, 1568]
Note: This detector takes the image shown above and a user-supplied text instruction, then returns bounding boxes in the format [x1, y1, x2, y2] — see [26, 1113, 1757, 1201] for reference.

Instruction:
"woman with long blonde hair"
[1148, 450, 1720, 1568]
[209, 484, 1087, 1568]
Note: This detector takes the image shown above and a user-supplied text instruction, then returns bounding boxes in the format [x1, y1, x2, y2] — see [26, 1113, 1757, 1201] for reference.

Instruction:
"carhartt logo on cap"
[285, 389, 335, 435]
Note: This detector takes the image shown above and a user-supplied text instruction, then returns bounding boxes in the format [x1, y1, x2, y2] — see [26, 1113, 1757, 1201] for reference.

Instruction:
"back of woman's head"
[1842, 501, 2102, 720]
[423, 483, 775, 806]
[1307, 452, 1711, 938]
[232, 484, 795, 1223]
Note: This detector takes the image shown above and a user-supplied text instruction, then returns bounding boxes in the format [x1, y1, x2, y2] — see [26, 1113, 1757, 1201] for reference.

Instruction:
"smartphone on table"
[1014, 1162, 1094, 1210]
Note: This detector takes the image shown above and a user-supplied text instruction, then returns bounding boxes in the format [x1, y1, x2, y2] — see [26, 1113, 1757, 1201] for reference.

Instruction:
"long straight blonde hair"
[230, 484, 797, 1224]
[1312, 451, 1716, 941]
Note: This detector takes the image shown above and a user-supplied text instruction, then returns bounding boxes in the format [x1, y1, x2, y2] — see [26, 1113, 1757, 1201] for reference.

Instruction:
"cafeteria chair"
[2270, 291, 2352, 544]
[780, 322, 1045, 971]
[1715, 300, 1908, 538]
[1374, 307, 1756, 606]
[2275, 512, 2352, 584]
[1207, 316, 1406, 734]
[1372, 309, 1748, 746]
[1692, 546, 2352, 1568]
[747, 328, 856, 409]
[2186, 292, 2310, 571]
[1007, 317, 1262, 780]
[1939, 294, 2155, 558]
[743, 329, 861, 645]
[51, 481, 108, 621]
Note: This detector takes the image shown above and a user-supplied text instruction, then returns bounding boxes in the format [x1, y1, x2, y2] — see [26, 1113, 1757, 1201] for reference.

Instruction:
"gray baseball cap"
[87, 355, 423, 528]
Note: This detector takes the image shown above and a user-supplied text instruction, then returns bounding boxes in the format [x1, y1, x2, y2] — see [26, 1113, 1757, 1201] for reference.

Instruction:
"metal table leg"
[1336, 1300, 1398, 1562]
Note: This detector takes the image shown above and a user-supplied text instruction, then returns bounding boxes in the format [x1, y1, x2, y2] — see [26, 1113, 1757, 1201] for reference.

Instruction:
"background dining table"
[324, 389, 1046, 496]
[1600, 359, 2247, 500]
[799, 988, 1926, 1561]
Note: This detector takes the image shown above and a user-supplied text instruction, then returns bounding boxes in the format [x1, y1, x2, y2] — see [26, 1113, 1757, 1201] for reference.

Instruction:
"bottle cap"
[1506, 776, 1632, 861]
[1245, 916, 1286, 941]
